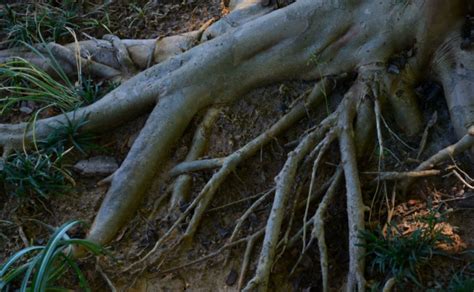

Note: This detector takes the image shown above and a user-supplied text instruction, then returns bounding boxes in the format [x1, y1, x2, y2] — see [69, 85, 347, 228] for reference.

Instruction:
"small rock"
[387, 64, 400, 75]
[225, 269, 238, 286]
[19, 106, 33, 114]
[73, 156, 119, 176]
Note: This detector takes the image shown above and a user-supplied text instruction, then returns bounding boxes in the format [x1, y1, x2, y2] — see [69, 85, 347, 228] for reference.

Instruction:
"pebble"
[19, 106, 33, 114]
[225, 269, 238, 286]
[73, 156, 119, 176]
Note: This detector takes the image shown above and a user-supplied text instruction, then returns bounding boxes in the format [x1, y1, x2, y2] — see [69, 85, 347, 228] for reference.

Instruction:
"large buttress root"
[87, 92, 207, 244]
[433, 32, 474, 151]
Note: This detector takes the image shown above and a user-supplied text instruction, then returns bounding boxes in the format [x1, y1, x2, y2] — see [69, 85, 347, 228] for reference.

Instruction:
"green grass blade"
[33, 220, 82, 292]
[0, 246, 43, 276]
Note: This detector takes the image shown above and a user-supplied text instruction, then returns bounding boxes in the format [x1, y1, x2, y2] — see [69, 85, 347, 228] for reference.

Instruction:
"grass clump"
[0, 58, 82, 113]
[359, 209, 453, 286]
[1, 114, 100, 199]
[38, 114, 99, 156]
[447, 264, 474, 292]
[0, 151, 72, 199]
[0, 2, 110, 48]
[0, 50, 110, 199]
[0, 57, 117, 115]
[0, 220, 103, 291]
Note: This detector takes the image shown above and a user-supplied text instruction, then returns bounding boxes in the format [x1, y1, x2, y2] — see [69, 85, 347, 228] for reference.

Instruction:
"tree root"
[228, 188, 274, 243]
[159, 228, 264, 275]
[368, 170, 441, 180]
[339, 104, 367, 291]
[102, 34, 138, 77]
[310, 168, 343, 292]
[238, 229, 260, 291]
[1, 1, 473, 291]
[123, 79, 332, 272]
[243, 114, 336, 291]
[169, 107, 221, 212]
[302, 130, 337, 253]
[181, 79, 334, 243]
[38, 42, 122, 79]
[382, 277, 396, 292]
[402, 126, 474, 191]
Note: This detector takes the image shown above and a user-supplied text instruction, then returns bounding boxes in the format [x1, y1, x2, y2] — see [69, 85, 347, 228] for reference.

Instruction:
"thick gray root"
[87, 91, 207, 245]
[433, 31, 474, 152]
[338, 89, 367, 291]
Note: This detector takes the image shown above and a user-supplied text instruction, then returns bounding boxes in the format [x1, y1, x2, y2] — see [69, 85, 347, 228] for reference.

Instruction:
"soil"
[1, 1, 473, 292]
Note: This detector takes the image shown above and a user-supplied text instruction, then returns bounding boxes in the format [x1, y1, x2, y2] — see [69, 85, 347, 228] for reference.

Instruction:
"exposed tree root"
[1, 1, 473, 291]
[382, 277, 396, 292]
[369, 169, 441, 180]
[290, 168, 342, 292]
[228, 188, 275, 243]
[338, 94, 367, 291]
[123, 79, 332, 271]
[243, 114, 336, 291]
[402, 126, 474, 190]
[159, 228, 264, 275]
[181, 79, 334, 243]
[169, 107, 221, 212]
[238, 230, 260, 291]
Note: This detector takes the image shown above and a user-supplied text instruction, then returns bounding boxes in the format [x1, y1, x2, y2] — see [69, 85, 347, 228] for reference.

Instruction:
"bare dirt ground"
[1, 1, 473, 291]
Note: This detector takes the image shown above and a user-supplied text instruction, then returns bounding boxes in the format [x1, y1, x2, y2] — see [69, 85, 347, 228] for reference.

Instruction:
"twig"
[160, 229, 264, 274]
[96, 264, 117, 292]
[417, 111, 437, 159]
[364, 169, 441, 180]
[207, 187, 275, 213]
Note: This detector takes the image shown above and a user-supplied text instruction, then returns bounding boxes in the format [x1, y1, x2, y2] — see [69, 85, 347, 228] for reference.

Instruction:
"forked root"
[338, 82, 367, 291]
[243, 114, 336, 292]
[169, 107, 221, 212]
[402, 126, 474, 191]
[291, 168, 342, 292]
[181, 79, 334, 243]
[124, 79, 333, 271]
